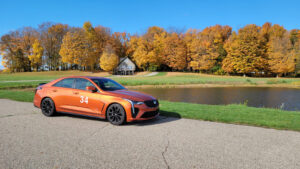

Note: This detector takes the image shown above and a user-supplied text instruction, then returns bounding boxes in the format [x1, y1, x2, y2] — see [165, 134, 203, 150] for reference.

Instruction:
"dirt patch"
[85, 72, 110, 77]
[135, 71, 150, 76]
[165, 72, 235, 78]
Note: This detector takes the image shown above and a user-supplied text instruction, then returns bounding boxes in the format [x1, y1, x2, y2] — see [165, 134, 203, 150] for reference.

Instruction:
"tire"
[41, 98, 56, 117]
[106, 103, 126, 125]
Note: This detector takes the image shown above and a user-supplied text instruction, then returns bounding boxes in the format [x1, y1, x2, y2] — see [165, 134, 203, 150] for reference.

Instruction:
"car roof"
[62, 76, 109, 80]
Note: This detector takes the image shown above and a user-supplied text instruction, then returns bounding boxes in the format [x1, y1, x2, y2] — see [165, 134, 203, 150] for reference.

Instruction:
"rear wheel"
[41, 98, 56, 117]
[106, 103, 126, 125]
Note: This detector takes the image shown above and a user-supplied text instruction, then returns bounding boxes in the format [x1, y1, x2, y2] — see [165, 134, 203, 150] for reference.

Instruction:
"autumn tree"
[291, 29, 300, 73]
[29, 39, 44, 71]
[100, 45, 119, 72]
[39, 23, 69, 70]
[188, 25, 231, 72]
[267, 24, 295, 76]
[60, 22, 103, 70]
[0, 27, 37, 72]
[222, 24, 268, 75]
[60, 28, 88, 69]
[163, 33, 187, 70]
[83, 21, 99, 70]
[183, 29, 198, 71]
[94, 25, 111, 57]
[0, 33, 21, 72]
[131, 26, 166, 70]
[109, 32, 131, 58]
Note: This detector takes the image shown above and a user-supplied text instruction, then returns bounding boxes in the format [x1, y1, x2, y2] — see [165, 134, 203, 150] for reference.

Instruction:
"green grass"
[0, 90, 35, 102]
[160, 101, 300, 131]
[111, 75, 298, 86]
[0, 81, 51, 89]
[1, 89, 300, 131]
[1, 71, 300, 89]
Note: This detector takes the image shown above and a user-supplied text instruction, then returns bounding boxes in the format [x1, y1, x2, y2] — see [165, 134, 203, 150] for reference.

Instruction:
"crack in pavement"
[0, 112, 38, 118]
[78, 123, 110, 146]
[162, 130, 171, 169]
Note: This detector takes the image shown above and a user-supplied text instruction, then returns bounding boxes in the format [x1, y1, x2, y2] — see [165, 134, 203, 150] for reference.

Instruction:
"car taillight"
[35, 86, 43, 94]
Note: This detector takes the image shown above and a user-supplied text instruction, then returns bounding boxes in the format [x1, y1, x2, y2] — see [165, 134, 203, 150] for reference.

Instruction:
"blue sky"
[1, 0, 300, 69]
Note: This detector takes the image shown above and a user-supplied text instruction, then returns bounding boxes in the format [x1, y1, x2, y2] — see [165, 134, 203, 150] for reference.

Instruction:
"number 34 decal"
[80, 96, 88, 104]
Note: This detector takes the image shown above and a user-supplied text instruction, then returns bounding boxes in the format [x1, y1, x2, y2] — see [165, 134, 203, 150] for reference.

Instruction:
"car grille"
[141, 110, 159, 118]
[144, 100, 159, 107]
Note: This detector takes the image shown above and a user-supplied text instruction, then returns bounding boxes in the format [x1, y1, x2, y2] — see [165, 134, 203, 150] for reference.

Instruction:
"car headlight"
[123, 98, 144, 105]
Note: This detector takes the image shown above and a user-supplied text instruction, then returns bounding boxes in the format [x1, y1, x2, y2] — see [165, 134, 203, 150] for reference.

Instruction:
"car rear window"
[53, 78, 74, 88]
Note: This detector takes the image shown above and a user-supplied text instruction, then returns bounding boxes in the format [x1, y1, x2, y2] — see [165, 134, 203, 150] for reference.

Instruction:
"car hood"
[104, 89, 156, 101]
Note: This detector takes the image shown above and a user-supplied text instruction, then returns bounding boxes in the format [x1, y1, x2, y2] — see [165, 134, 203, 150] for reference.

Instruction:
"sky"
[1, 0, 300, 69]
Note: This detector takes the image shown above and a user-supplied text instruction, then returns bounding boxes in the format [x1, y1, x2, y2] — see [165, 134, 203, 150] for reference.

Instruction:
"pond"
[135, 87, 300, 111]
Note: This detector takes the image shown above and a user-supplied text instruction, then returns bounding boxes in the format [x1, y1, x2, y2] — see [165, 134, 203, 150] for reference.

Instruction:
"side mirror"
[86, 86, 97, 93]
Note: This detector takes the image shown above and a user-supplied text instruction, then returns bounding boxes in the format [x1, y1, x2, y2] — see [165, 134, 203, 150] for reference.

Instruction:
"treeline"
[1, 22, 300, 77]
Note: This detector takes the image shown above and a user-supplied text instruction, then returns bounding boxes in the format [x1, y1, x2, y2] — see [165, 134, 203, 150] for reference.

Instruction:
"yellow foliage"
[28, 40, 44, 70]
[100, 49, 119, 72]
[60, 23, 99, 70]
[222, 24, 268, 74]
[268, 25, 295, 75]
[163, 33, 187, 70]
[131, 28, 166, 70]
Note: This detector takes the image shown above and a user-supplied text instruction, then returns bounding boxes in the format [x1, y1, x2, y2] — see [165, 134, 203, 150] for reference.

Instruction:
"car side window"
[75, 78, 96, 91]
[53, 78, 74, 88]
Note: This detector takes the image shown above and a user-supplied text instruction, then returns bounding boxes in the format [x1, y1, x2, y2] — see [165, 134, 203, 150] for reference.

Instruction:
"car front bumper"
[127, 104, 159, 122]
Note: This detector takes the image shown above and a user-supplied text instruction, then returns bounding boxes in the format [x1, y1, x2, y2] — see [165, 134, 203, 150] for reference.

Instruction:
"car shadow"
[126, 110, 182, 126]
[54, 110, 181, 126]
[55, 113, 107, 122]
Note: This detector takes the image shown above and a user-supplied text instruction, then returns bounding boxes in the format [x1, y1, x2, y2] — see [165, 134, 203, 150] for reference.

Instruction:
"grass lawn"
[1, 71, 300, 89]
[1, 90, 300, 131]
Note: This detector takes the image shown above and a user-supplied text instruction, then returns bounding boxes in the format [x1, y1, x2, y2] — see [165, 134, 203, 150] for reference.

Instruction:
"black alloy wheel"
[41, 98, 56, 117]
[106, 103, 126, 125]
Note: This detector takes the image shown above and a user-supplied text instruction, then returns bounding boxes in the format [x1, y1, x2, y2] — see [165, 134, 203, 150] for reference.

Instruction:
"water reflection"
[135, 87, 300, 111]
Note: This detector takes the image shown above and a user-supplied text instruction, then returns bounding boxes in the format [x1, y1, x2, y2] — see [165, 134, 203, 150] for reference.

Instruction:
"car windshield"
[92, 78, 126, 91]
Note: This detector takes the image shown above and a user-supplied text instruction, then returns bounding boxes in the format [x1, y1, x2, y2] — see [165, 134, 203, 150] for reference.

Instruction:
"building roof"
[116, 57, 136, 70]
[117, 57, 134, 67]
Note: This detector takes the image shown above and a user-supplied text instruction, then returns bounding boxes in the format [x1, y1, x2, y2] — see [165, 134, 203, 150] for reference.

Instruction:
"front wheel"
[106, 103, 126, 125]
[41, 98, 56, 117]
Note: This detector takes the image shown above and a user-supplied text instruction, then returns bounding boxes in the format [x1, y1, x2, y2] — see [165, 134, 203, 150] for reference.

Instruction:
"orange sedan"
[34, 76, 159, 125]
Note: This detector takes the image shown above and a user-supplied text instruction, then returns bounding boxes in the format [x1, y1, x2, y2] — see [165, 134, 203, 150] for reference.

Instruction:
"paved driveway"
[0, 99, 300, 169]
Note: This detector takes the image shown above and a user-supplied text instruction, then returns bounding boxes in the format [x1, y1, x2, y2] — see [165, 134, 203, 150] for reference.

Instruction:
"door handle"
[73, 92, 79, 95]
[52, 90, 57, 92]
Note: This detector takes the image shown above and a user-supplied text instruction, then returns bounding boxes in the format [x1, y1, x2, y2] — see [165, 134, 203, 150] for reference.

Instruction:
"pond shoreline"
[7, 83, 300, 91]
[127, 83, 300, 89]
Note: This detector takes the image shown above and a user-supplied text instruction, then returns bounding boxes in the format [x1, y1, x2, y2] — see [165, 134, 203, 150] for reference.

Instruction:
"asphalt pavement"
[1, 99, 300, 169]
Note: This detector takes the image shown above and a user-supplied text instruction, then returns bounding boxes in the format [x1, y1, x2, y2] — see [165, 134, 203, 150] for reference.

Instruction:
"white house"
[114, 57, 136, 75]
